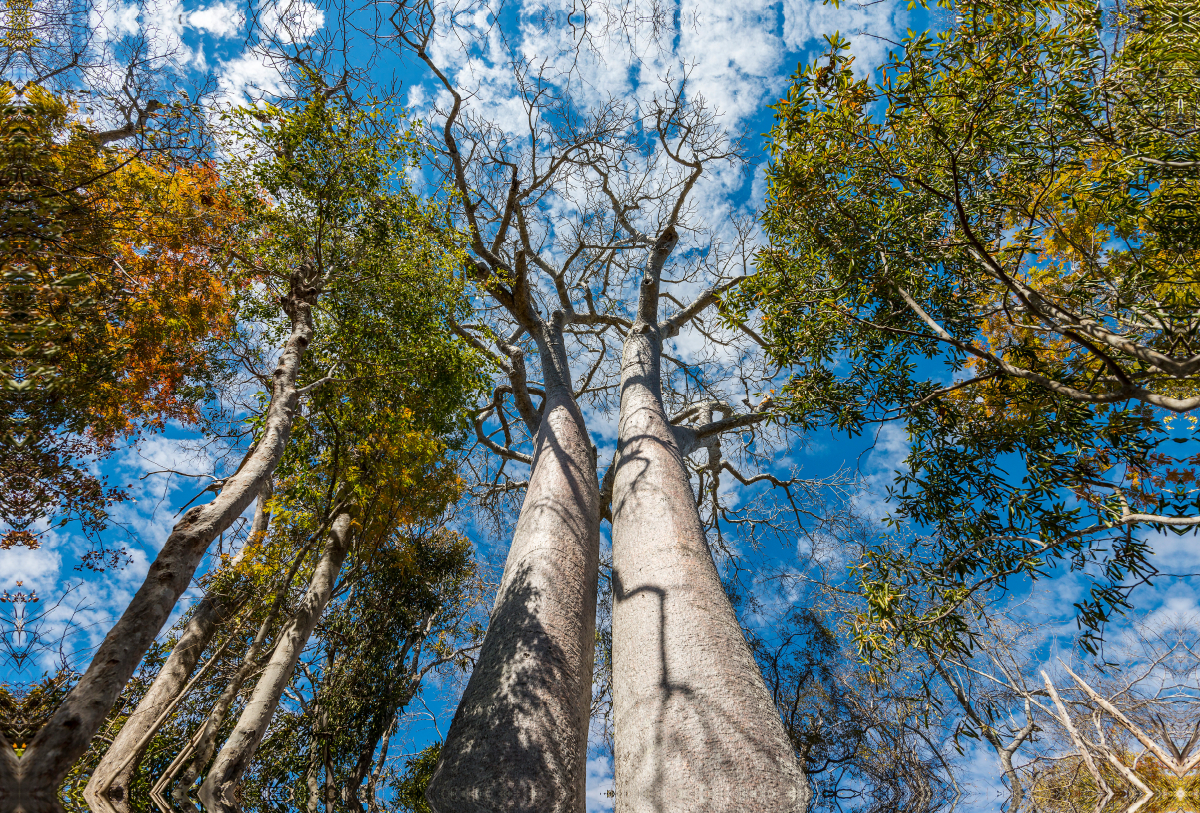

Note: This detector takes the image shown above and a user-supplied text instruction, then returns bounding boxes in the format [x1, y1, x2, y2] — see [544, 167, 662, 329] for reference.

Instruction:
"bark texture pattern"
[426, 388, 600, 813]
[611, 326, 808, 813]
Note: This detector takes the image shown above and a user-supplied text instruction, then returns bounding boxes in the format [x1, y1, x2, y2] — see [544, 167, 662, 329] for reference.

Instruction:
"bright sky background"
[3, 1, 1198, 811]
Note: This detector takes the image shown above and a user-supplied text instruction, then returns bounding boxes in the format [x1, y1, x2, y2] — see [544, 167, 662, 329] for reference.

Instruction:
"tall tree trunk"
[427, 313, 600, 813]
[170, 555, 298, 813]
[4, 266, 319, 813]
[305, 753, 322, 813]
[609, 229, 808, 812]
[84, 483, 273, 813]
[322, 736, 335, 813]
[168, 660, 255, 813]
[198, 510, 354, 813]
[310, 650, 333, 813]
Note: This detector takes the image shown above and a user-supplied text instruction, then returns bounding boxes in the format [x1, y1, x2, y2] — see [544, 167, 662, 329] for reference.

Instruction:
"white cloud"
[677, 0, 787, 125]
[128, 0, 248, 71]
[188, 2, 245, 37]
[850, 422, 909, 522]
[90, 0, 141, 38]
[782, 0, 907, 78]
[259, 0, 324, 42]
[216, 49, 288, 105]
[749, 162, 769, 212]
[0, 546, 63, 596]
[585, 755, 615, 812]
[1146, 529, 1200, 575]
[407, 84, 426, 109]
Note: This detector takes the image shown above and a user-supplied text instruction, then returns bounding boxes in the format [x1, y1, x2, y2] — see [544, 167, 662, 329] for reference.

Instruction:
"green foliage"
[746, 0, 1200, 661]
[300, 528, 482, 801]
[393, 741, 442, 813]
[231, 524, 481, 813]
[155, 81, 487, 813]
[204, 77, 485, 577]
[0, 82, 238, 562]
[0, 671, 75, 752]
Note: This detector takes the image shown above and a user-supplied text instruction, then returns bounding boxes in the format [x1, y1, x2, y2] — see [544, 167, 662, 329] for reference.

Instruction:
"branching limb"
[660, 276, 751, 339]
[472, 406, 533, 465]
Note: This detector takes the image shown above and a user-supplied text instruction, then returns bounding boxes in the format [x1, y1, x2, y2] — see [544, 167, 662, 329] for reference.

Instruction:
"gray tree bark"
[198, 510, 354, 813]
[83, 483, 273, 813]
[609, 229, 808, 813]
[169, 555, 297, 813]
[169, 643, 264, 813]
[0, 265, 319, 813]
[426, 314, 600, 813]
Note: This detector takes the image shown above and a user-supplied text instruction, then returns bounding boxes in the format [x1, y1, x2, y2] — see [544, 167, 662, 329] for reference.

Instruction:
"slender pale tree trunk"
[347, 616, 455, 812]
[305, 753, 323, 813]
[322, 737, 335, 813]
[169, 659, 255, 813]
[427, 313, 600, 813]
[198, 510, 353, 813]
[84, 483, 273, 813]
[169, 566, 294, 813]
[609, 229, 808, 813]
[1, 266, 319, 813]
[309, 650, 334, 813]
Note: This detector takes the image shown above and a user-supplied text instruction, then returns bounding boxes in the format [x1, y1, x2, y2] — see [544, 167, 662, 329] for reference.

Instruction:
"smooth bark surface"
[83, 485, 271, 813]
[609, 231, 808, 813]
[426, 373, 600, 813]
[0, 268, 318, 813]
[169, 582, 286, 813]
[198, 510, 354, 813]
[169, 656, 257, 813]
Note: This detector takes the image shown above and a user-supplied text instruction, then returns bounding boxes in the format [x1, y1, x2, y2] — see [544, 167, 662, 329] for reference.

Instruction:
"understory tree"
[0, 53, 482, 811]
[937, 610, 1200, 813]
[746, 0, 1200, 659]
[0, 84, 293, 813]
[752, 602, 960, 813]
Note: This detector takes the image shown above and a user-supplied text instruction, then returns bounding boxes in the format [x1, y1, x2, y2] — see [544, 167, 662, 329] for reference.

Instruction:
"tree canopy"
[745, 0, 1200, 658]
[1, 84, 238, 559]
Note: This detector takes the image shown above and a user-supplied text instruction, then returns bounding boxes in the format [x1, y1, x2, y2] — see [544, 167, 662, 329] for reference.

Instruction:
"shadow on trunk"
[427, 567, 573, 811]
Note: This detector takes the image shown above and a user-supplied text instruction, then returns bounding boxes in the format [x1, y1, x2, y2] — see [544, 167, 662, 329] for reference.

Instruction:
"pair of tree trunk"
[426, 231, 807, 812]
[84, 498, 350, 813]
[196, 510, 354, 812]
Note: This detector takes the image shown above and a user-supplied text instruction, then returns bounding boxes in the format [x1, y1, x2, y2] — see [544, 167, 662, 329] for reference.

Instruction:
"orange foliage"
[59, 157, 241, 439]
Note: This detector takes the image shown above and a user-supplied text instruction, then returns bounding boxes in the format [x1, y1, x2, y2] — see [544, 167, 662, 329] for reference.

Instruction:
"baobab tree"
[389, 2, 815, 809]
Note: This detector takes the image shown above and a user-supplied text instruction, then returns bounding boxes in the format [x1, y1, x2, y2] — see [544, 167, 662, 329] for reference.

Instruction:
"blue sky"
[4, 1, 1199, 811]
